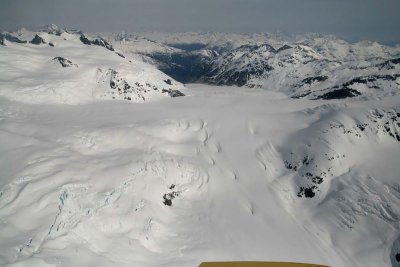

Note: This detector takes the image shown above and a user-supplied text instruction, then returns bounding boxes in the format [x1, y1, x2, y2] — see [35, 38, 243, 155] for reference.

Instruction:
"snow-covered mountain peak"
[0, 29, 185, 105]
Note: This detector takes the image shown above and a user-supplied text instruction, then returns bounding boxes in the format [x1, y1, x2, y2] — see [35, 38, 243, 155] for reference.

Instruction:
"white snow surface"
[0, 83, 399, 267]
[0, 31, 184, 104]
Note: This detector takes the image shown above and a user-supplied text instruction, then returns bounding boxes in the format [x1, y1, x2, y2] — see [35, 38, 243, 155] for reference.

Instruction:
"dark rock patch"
[357, 124, 368, 131]
[163, 186, 180, 206]
[291, 91, 312, 99]
[396, 253, 400, 262]
[105, 68, 158, 101]
[0, 33, 27, 45]
[369, 109, 400, 142]
[297, 186, 317, 198]
[79, 34, 92, 45]
[115, 52, 125, 58]
[391, 58, 400, 65]
[164, 79, 172, 85]
[277, 44, 293, 52]
[162, 89, 185, 97]
[80, 34, 114, 51]
[92, 38, 114, 51]
[30, 35, 46, 45]
[301, 76, 328, 85]
[284, 160, 297, 171]
[377, 58, 400, 69]
[316, 88, 361, 100]
[53, 57, 78, 68]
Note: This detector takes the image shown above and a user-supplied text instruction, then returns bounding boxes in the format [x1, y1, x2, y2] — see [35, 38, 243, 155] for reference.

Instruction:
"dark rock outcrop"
[277, 44, 293, 52]
[30, 35, 46, 45]
[0, 33, 27, 45]
[316, 88, 362, 100]
[313, 74, 400, 100]
[162, 89, 185, 97]
[115, 52, 125, 58]
[53, 57, 78, 68]
[80, 34, 114, 51]
[297, 186, 317, 198]
[301, 76, 328, 85]
[162, 185, 181, 206]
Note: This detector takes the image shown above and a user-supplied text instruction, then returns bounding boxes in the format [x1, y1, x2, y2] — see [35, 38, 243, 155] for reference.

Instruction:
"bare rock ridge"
[30, 34, 46, 45]
[53, 57, 78, 68]
[0, 32, 27, 45]
[80, 34, 115, 51]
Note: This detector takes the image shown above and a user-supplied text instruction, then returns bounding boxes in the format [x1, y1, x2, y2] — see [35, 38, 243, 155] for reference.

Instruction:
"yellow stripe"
[199, 262, 330, 267]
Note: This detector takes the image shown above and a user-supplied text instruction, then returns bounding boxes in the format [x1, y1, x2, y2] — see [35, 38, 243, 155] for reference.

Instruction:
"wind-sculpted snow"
[0, 84, 399, 266]
[0, 115, 211, 266]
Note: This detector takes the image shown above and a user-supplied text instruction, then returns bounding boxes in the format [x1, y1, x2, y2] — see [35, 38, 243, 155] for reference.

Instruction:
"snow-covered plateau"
[0, 26, 400, 267]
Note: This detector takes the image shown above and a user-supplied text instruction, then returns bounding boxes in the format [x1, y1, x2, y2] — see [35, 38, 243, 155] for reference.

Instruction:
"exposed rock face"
[316, 88, 362, 100]
[162, 89, 185, 97]
[204, 44, 276, 87]
[162, 184, 181, 206]
[97, 68, 185, 102]
[0, 33, 27, 46]
[80, 34, 114, 51]
[115, 52, 125, 58]
[53, 57, 78, 68]
[283, 106, 400, 200]
[311, 74, 400, 100]
[30, 35, 46, 45]
[301, 76, 329, 85]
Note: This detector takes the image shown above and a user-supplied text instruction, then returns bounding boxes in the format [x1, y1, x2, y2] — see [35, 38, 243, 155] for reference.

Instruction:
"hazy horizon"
[1, 0, 400, 45]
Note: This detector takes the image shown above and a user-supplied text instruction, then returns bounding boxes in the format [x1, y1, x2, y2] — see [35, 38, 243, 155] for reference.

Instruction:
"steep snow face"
[0, 30, 185, 105]
[0, 84, 399, 267]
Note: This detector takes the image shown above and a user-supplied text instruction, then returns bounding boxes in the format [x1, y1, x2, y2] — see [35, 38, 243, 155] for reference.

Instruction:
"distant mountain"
[204, 40, 400, 100]
[101, 32, 400, 101]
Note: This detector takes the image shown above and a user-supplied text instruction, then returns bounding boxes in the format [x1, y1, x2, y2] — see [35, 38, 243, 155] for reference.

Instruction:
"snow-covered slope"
[0, 84, 399, 267]
[0, 29, 184, 105]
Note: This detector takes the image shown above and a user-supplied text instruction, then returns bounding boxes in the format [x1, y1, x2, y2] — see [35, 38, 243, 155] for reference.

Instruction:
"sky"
[0, 0, 399, 44]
